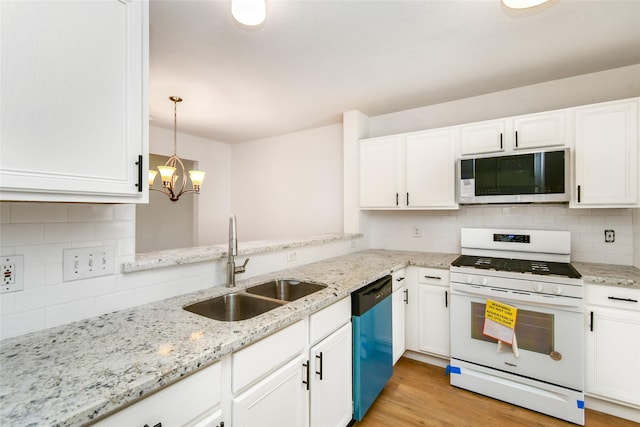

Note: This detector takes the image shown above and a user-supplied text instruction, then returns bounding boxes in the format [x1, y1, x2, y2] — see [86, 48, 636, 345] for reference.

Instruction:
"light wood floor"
[354, 357, 638, 427]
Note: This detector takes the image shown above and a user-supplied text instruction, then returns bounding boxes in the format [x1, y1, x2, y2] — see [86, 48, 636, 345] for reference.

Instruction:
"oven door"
[450, 284, 583, 391]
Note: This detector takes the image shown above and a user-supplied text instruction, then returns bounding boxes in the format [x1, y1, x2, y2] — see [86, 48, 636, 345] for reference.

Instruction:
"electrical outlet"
[604, 229, 615, 243]
[412, 225, 422, 238]
[287, 251, 298, 262]
[63, 246, 114, 282]
[1, 255, 24, 293]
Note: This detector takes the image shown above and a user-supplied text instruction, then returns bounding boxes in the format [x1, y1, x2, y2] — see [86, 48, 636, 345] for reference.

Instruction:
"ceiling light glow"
[232, 0, 266, 26]
[502, 0, 550, 9]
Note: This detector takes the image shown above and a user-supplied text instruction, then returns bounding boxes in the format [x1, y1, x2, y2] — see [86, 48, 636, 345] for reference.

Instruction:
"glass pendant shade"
[148, 170, 158, 187]
[189, 170, 206, 189]
[157, 165, 177, 185]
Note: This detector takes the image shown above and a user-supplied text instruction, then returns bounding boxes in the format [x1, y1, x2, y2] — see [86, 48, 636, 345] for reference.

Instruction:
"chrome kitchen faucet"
[227, 214, 249, 287]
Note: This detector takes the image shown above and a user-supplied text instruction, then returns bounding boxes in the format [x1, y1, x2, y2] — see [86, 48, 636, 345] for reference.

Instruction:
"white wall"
[366, 205, 636, 265]
[369, 64, 640, 137]
[149, 125, 231, 245]
[230, 124, 344, 240]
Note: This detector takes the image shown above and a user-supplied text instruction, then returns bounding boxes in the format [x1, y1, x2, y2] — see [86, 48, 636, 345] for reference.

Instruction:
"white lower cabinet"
[404, 267, 450, 358]
[585, 285, 640, 408]
[93, 361, 223, 427]
[233, 353, 310, 427]
[233, 297, 352, 427]
[392, 269, 407, 364]
[309, 323, 352, 427]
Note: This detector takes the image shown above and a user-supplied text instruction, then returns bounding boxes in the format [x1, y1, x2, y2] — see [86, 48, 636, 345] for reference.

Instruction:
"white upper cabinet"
[405, 129, 458, 208]
[0, 0, 149, 203]
[460, 111, 566, 155]
[359, 128, 458, 210]
[359, 135, 403, 208]
[512, 111, 566, 150]
[573, 98, 639, 207]
[460, 119, 506, 155]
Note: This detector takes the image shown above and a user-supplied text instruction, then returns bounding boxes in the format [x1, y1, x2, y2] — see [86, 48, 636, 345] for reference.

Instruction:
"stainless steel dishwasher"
[351, 275, 393, 421]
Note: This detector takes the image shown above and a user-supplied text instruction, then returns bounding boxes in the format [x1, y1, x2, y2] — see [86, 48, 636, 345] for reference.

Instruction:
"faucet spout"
[227, 214, 249, 287]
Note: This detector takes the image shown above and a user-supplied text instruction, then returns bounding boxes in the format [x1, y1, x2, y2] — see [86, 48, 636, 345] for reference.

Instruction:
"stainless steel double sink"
[183, 279, 327, 322]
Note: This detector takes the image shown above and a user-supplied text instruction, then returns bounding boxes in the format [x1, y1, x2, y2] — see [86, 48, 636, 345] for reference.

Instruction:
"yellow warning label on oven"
[484, 299, 517, 328]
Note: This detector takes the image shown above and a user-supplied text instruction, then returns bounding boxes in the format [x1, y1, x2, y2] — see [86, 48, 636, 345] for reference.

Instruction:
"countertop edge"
[122, 233, 364, 273]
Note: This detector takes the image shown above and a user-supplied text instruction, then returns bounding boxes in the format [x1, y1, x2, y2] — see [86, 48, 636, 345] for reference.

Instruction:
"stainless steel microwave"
[457, 147, 570, 204]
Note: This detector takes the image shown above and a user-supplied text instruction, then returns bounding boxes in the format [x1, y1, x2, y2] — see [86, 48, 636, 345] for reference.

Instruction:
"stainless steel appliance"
[352, 275, 393, 421]
[449, 228, 585, 425]
[458, 147, 570, 204]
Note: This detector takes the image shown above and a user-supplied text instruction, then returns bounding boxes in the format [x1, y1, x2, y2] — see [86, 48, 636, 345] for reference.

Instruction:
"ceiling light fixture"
[148, 96, 206, 202]
[232, 0, 266, 26]
[502, 0, 550, 9]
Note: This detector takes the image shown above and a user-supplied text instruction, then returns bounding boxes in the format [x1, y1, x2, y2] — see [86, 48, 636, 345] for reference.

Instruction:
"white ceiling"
[149, 0, 640, 143]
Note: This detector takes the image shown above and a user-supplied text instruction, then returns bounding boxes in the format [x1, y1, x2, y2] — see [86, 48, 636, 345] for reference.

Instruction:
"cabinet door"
[392, 285, 407, 364]
[404, 269, 419, 352]
[586, 306, 640, 406]
[359, 136, 403, 208]
[0, 0, 148, 203]
[310, 323, 352, 427]
[233, 353, 309, 427]
[513, 111, 566, 150]
[405, 129, 458, 208]
[574, 99, 639, 207]
[460, 119, 505, 155]
[417, 284, 450, 357]
[392, 269, 407, 364]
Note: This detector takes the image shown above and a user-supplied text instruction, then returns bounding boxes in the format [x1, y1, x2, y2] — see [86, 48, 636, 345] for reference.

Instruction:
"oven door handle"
[450, 283, 583, 310]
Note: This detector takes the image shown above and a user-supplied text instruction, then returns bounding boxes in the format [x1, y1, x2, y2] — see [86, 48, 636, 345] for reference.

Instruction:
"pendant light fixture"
[148, 96, 206, 202]
[232, 0, 266, 26]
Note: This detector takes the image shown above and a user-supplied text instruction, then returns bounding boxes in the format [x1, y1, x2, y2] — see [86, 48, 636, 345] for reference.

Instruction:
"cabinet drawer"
[417, 267, 449, 286]
[94, 361, 222, 427]
[309, 297, 350, 345]
[392, 268, 406, 292]
[232, 319, 308, 393]
[586, 284, 640, 312]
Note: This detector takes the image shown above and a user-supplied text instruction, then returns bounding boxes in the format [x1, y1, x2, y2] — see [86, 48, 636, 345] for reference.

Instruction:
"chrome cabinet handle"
[403, 288, 408, 304]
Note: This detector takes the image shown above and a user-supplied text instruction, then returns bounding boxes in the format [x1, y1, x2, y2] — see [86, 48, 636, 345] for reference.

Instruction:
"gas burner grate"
[474, 258, 493, 267]
[530, 262, 550, 273]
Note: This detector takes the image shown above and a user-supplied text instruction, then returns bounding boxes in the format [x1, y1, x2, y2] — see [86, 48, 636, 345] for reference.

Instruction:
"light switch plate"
[63, 246, 114, 282]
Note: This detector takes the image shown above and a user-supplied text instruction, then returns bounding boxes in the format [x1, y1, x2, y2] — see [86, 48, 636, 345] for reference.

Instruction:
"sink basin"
[184, 293, 284, 322]
[246, 279, 327, 302]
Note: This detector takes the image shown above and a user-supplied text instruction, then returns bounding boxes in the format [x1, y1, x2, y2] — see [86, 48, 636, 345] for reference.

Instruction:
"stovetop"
[451, 255, 582, 279]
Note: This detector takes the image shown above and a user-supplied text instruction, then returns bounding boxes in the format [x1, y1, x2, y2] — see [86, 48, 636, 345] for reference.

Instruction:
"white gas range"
[449, 228, 585, 425]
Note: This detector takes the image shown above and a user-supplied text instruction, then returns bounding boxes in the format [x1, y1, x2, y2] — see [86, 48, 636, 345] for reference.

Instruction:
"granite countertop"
[573, 262, 640, 288]
[0, 249, 455, 427]
[1, 249, 637, 426]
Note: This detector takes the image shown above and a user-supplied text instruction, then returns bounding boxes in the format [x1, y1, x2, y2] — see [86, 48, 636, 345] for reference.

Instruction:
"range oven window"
[471, 302, 554, 355]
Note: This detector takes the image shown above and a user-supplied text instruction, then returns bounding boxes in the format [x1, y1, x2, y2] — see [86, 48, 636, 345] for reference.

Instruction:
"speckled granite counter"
[123, 233, 363, 272]
[1, 249, 637, 426]
[0, 249, 455, 427]
[573, 262, 640, 288]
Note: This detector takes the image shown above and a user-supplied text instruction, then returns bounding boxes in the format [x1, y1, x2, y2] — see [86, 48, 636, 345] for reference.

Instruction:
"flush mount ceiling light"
[232, 0, 266, 26]
[502, 0, 550, 9]
[148, 96, 206, 202]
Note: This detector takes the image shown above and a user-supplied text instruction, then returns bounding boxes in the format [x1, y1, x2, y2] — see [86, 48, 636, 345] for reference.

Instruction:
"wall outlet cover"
[1, 255, 24, 293]
[604, 229, 615, 243]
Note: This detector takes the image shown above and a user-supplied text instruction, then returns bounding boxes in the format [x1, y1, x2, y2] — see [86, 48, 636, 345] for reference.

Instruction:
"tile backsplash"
[0, 202, 360, 340]
[366, 204, 638, 266]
